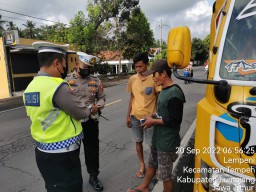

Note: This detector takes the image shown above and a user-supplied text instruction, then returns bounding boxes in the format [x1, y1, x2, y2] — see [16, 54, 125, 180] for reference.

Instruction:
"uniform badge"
[88, 80, 98, 95]
[68, 79, 77, 85]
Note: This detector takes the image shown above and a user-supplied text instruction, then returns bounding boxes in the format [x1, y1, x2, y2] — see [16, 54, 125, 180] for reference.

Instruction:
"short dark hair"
[38, 52, 64, 67]
[158, 67, 172, 77]
[133, 52, 149, 65]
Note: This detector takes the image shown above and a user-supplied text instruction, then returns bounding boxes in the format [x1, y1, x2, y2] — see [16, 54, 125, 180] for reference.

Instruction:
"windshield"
[220, 0, 256, 81]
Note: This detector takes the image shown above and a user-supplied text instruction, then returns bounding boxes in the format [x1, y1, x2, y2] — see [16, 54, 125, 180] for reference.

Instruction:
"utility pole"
[159, 20, 167, 53]
[160, 20, 162, 51]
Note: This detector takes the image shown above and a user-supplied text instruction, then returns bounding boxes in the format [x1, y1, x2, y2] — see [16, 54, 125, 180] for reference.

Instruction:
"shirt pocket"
[145, 87, 153, 95]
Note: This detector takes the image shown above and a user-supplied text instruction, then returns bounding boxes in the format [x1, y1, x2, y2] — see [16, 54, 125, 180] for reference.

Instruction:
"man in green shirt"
[128, 59, 185, 192]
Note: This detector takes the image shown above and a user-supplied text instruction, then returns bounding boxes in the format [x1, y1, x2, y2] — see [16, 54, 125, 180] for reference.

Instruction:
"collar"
[37, 71, 51, 77]
[137, 73, 148, 81]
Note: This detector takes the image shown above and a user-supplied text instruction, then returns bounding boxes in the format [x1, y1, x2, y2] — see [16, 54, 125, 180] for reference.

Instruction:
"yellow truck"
[168, 0, 256, 191]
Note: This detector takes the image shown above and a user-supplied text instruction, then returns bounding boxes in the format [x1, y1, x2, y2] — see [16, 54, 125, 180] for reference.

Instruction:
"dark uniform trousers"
[82, 119, 100, 178]
[35, 147, 83, 192]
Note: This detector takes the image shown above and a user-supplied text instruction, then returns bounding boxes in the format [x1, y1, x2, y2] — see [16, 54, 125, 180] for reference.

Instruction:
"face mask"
[57, 62, 68, 79]
[79, 67, 90, 78]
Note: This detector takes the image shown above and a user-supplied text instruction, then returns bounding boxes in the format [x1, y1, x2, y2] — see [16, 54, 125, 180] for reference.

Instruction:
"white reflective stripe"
[41, 109, 58, 126]
[41, 109, 60, 131]
[37, 142, 79, 153]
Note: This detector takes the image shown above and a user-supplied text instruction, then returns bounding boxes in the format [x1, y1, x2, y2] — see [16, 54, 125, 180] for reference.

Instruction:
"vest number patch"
[25, 92, 40, 106]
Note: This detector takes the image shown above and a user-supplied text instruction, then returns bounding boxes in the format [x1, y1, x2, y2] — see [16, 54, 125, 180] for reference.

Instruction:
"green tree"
[36, 25, 52, 40]
[16, 27, 25, 38]
[94, 63, 111, 74]
[122, 9, 154, 59]
[88, 0, 139, 31]
[6, 21, 17, 31]
[44, 23, 69, 43]
[68, 11, 94, 51]
[22, 20, 36, 38]
[68, 0, 140, 73]
[191, 37, 208, 65]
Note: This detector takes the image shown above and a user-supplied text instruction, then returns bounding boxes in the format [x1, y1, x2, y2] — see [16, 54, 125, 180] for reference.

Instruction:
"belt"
[37, 142, 80, 153]
[81, 117, 90, 122]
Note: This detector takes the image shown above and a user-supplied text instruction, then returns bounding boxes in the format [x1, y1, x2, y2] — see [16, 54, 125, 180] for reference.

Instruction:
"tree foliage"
[89, 0, 139, 30]
[94, 63, 112, 74]
[67, 11, 90, 51]
[34, 22, 68, 43]
[122, 9, 154, 59]
[22, 20, 36, 38]
[191, 36, 209, 64]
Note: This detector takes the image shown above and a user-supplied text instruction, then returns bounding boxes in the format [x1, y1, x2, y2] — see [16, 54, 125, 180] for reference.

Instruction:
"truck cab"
[194, 0, 256, 191]
[167, 0, 256, 191]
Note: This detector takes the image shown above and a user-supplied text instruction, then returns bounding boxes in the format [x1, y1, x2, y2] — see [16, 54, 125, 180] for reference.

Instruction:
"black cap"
[143, 59, 169, 76]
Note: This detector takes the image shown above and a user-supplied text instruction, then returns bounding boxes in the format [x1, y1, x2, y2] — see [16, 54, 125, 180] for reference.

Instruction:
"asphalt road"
[0, 66, 206, 192]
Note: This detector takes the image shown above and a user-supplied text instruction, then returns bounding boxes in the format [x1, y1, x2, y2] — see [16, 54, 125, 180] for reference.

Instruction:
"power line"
[0, 1, 35, 15]
[2, 15, 46, 25]
[0, 8, 60, 24]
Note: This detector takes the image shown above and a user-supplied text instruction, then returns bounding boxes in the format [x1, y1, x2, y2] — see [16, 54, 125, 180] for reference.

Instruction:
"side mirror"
[167, 26, 191, 69]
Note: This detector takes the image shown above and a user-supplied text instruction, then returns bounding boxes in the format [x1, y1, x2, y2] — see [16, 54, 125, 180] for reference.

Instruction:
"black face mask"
[79, 67, 90, 78]
[57, 63, 68, 79]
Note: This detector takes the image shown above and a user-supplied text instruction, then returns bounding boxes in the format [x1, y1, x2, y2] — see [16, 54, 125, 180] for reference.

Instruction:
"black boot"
[89, 176, 104, 191]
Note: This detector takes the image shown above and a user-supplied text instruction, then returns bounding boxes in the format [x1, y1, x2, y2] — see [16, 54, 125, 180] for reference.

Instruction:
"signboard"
[2, 30, 19, 46]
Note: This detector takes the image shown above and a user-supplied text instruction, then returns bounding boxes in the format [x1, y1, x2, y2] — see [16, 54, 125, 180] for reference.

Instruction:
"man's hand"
[91, 104, 98, 115]
[140, 117, 154, 129]
[126, 116, 132, 128]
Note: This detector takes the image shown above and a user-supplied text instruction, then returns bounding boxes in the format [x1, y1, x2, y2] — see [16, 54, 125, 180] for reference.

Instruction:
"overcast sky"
[0, 0, 215, 41]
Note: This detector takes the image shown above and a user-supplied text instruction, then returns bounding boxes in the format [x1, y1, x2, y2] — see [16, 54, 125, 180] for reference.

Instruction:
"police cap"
[77, 52, 97, 67]
[32, 41, 69, 55]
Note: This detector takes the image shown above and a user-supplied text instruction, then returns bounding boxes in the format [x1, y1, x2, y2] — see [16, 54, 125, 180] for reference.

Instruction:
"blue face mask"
[79, 67, 90, 78]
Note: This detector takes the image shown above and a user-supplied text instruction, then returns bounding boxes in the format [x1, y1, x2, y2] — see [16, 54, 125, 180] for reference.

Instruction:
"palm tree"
[22, 20, 36, 38]
[6, 21, 17, 31]
[16, 27, 24, 38]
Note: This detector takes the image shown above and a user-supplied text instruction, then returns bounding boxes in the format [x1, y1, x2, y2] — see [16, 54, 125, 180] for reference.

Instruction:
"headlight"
[200, 160, 255, 192]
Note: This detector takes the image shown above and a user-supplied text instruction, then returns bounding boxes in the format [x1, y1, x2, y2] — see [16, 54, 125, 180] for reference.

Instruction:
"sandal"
[136, 169, 145, 178]
[127, 186, 143, 192]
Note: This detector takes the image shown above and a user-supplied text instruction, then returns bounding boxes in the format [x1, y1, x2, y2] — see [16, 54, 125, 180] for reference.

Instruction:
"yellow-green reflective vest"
[23, 75, 83, 150]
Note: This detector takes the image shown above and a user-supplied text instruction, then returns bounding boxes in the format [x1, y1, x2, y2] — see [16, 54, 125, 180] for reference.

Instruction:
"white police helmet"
[32, 42, 69, 55]
[77, 52, 97, 67]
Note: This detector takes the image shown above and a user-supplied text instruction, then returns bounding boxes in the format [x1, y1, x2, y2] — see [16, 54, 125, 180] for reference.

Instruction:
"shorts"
[130, 115, 154, 145]
[148, 146, 178, 181]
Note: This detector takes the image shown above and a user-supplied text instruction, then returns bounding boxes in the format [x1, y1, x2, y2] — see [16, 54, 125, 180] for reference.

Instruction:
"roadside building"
[97, 50, 133, 74]
[0, 30, 77, 99]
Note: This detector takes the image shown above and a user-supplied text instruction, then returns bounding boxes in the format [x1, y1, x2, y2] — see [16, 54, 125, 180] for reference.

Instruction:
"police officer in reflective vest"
[23, 42, 98, 192]
[66, 52, 105, 191]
